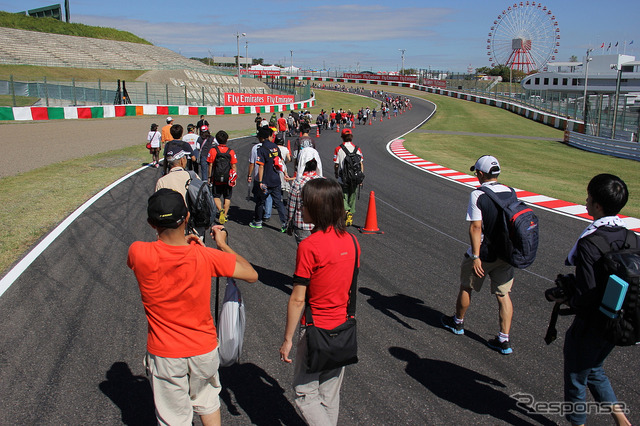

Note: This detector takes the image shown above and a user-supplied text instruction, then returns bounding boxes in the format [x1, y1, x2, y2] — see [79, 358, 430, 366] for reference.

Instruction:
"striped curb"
[388, 138, 640, 233]
[0, 99, 315, 121]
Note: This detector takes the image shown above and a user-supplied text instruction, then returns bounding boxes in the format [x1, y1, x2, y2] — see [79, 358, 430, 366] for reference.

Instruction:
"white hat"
[166, 116, 173, 123]
[470, 155, 501, 174]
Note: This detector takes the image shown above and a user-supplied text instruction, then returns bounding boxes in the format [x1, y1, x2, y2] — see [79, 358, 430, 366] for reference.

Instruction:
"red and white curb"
[388, 139, 640, 233]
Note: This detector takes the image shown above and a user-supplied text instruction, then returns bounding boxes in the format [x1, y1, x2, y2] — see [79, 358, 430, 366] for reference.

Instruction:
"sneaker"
[262, 217, 270, 223]
[280, 224, 287, 233]
[218, 211, 227, 225]
[345, 211, 353, 227]
[249, 221, 262, 229]
[487, 337, 513, 355]
[441, 315, 464, 335]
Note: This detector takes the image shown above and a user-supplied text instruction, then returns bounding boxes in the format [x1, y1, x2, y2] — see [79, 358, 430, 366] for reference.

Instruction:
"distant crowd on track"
[133, 94, 638, 426]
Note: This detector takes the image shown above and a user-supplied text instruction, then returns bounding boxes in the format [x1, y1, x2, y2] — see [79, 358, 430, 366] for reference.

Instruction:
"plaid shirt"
[287, 172, 321, 230]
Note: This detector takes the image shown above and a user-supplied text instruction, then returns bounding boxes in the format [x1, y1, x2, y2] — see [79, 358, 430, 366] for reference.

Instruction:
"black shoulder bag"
[304, 234, 359, 373]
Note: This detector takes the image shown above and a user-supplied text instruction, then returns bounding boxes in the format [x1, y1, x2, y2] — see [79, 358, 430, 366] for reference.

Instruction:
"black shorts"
[212, 184, 233, 200]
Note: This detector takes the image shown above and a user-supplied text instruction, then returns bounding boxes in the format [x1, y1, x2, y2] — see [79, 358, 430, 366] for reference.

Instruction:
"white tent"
[283, 65, 300, 73]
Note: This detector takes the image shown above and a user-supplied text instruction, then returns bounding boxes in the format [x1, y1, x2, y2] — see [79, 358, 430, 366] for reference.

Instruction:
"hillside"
[0, 10, 151, 44]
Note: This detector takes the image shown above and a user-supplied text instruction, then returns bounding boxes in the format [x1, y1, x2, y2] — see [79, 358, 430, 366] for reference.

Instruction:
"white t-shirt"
[249, 143, 262, 178]
[147, 131, 161, 148]
[182, 133, 200, 151]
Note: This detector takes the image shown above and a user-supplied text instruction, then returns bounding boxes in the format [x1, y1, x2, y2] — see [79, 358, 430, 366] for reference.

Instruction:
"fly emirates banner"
[224, 93, 295, 106]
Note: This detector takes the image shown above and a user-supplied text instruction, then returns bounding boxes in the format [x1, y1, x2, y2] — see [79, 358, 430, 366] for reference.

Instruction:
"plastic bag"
[217, 278, 245, 367]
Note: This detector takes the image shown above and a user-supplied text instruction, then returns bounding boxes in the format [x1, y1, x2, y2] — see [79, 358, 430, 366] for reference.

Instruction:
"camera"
[545, 274, 576, 303]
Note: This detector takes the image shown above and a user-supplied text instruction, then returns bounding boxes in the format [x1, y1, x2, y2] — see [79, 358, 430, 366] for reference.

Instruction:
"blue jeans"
[253, 183, 286, 225]
[264, 194, 273, 219]
[563, 316, 618, 425]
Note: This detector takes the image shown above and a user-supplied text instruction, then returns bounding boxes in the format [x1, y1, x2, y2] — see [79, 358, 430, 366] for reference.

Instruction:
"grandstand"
[0, 26, 275, 105]
[0, 27, 216, 72]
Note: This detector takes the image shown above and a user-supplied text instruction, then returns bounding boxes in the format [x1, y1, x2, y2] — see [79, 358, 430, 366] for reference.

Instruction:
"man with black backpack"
[441, 155, 518, 355]
[561, 174, 636, 426]
[333, 129, 364, 227]
[207, 130, 237, 225]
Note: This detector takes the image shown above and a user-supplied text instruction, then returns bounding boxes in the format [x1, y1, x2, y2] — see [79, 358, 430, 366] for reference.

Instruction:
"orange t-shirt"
[127, 240, 236, 358]
[161, 124, 172, 143]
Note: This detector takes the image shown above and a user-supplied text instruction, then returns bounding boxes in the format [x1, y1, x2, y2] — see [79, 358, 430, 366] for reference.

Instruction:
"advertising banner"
[342, 73, 418, 83]
[423, 78, 447, 88]
[240, 69, 281, 77]
[224, 93, 295, 106]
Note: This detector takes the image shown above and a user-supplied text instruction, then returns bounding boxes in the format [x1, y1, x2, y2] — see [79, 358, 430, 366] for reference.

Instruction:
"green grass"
[0, 94, 39, 107]
[0, 145, 150, 274]
[310, 90, 380, 114]
[0, 64, 147, 82]
[417, 91, 563, 138]
[400, 90, 640, 218]
[0, 11, 151, 44]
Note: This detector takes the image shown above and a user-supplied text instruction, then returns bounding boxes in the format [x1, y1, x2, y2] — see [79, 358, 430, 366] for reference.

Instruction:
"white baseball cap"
[470, 155, 501, 174]
[166, 116, 173, 123]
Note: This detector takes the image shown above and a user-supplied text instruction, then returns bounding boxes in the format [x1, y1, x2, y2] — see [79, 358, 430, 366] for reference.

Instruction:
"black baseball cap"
[147, 189, 188, 229]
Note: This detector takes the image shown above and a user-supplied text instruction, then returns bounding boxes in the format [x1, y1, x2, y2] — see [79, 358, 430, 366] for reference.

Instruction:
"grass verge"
[0, 145, 149, 275]
[0, 65, 147, 82]
[0, 94, 39, 107]
[401, 91, 639, 218]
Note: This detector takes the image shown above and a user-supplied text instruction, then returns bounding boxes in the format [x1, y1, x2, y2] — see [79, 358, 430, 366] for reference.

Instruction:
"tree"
[569, 55, 578, 62]
[252, 58, 264, 65]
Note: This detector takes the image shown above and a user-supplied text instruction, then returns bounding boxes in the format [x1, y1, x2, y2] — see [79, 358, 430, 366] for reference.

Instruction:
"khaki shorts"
[145, 348, 221, 425]
[459, 255, 514, 296]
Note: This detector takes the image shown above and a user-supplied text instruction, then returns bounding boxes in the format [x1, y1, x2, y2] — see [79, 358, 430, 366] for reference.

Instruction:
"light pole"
[611, 63, 623, 139]
[290, 50, 293, 74]
[399, 49, 406, 75]
[245, 41, 249, 69]
[582, 48, 594, 126]
[236, 32, 246, 92]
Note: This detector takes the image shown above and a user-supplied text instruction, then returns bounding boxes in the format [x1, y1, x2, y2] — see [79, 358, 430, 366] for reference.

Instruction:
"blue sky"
[4, 0, 639, 72]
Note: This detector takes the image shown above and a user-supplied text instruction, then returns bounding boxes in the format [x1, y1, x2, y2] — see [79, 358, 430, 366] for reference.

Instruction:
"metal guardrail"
[564, 131, 640, 161]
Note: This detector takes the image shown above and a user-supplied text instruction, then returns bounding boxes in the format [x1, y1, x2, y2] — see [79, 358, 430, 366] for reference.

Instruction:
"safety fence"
[0, 76, 311, 108]
[0, 98, 315, 121]
[563, 131, 640, 161]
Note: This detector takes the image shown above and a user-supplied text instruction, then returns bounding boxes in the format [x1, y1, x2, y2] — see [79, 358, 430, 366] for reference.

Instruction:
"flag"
[600, 42, 605, 48]
[607, 42, 611, 50]
[615, 41, 619, 47]
[631, 40, 634, 45]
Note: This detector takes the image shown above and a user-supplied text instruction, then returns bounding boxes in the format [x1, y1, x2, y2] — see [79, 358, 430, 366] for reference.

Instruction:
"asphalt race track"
[0, 94, 638, 425]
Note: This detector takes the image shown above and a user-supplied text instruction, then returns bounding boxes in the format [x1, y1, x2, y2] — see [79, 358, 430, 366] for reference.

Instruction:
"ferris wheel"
[486, 2, 560, 73]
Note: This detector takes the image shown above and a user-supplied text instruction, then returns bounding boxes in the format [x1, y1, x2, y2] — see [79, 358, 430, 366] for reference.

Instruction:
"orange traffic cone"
[316, 126, 320, 137]
[359, 191, 384, 234]
[336, 124, 340, 133]
[287, 139, 291, 153]
[351, 120, 355, 129]
[380, 116, 383, 122]
[368, 117, 372, 125]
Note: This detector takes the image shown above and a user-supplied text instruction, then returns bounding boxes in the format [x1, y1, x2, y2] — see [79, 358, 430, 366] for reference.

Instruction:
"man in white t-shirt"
[441, 155, 516, 356]
[182, 124, 200, 174]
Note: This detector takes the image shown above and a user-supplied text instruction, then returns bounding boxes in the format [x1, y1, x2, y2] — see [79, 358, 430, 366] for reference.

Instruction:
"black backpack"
[340, 144, 365, 190]
[587, 230, 640, 346]
[185, 171, 217, 229]
[478, 186, 539, 269]
[212, 146, 231, 184]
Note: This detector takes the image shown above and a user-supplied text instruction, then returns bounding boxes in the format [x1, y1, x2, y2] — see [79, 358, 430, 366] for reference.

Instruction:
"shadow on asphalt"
[99, 362, 156, 426]
[389, 347, 556, 425]
[220, 363, 305, 425]
[253, 264, 293, 296]
[358, 287, 486, 345]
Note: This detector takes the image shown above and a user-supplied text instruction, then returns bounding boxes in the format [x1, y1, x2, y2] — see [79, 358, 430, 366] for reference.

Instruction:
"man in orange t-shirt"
[128, 188, 257, 426]
[160, 116, 173, 147]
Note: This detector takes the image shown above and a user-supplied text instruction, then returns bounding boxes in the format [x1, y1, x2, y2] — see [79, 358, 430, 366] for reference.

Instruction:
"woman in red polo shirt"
[279, 178, 361, 425]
